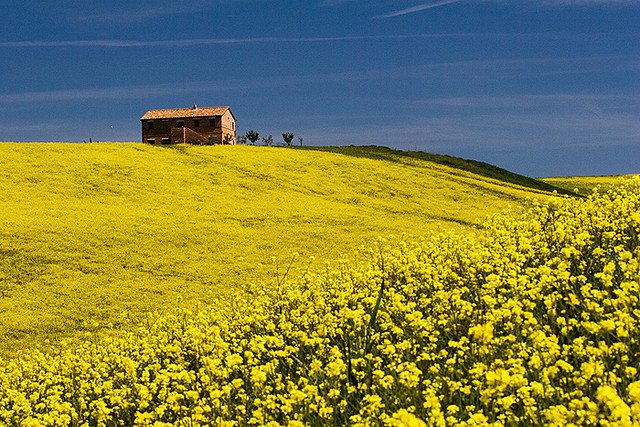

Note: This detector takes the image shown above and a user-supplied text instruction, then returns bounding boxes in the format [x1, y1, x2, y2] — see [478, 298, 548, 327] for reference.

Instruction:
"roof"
[140, 106, 234, 120]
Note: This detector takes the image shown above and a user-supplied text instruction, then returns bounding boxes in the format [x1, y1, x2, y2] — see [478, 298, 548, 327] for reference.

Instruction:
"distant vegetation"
[1, 179, 638, 426]
[243, 130, 260, 145]
[281, 132, 295, 146]
[240, 130, 302, 146]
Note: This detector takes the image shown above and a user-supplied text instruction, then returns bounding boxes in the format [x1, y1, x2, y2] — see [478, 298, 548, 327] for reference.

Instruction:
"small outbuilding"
[140, 105, 236, 145]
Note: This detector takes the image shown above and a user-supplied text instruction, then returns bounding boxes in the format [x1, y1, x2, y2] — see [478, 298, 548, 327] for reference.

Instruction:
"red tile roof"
[140, 106, 233, 120]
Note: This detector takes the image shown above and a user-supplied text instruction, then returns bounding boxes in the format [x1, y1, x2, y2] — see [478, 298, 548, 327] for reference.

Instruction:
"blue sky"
[0, 1, 638, 177]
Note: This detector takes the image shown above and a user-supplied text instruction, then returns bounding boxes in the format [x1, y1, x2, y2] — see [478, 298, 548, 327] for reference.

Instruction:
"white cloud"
[377, 0, 465, 18]
[539, 0, 636, 3]
[404, 93, 640, 110]
[76, 5, 204, 22]
[318, 0, 362, 5]
[73, 0, 250, 22]
[0, 54, 634, 104]
[2, 32, 636, 50]
[376, 0, 638, 18]
[0, 34, 493, 49]
[0, 82, 241, 104]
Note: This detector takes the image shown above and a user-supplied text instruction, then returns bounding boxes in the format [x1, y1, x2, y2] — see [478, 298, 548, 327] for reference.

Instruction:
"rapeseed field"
[542, 175, 639, 197]
[0, 143, 549, 356]
[0, 174, 638, 426]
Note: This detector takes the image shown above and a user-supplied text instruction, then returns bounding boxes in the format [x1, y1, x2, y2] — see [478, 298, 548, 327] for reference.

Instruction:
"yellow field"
[1, 170, 638, 426]
[542, 175, 640, 196]
[0, 143, 555, 356]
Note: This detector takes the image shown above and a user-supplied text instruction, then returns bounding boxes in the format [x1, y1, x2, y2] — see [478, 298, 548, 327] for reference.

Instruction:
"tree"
[237, 135, 247, 145]
[223, 134, 235, 145]
[298, 136, 303, 146]
[262, 134, 274, 146]
[282, 132, 294, 146]
[207, 134, 221, 145]
[245, 130, 260, 145]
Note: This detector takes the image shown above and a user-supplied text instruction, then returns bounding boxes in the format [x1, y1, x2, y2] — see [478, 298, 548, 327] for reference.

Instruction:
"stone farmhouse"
[140, 105, 236, 145]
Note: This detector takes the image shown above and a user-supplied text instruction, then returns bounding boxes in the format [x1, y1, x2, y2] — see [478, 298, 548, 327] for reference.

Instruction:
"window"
[194, 119, 200, 127]
[161, 138, 170, 144]
[177, 120, 184, 127]
[209, 118, 216, 127]
[147, 138, 155, 144]
[147, 121, 154, 130]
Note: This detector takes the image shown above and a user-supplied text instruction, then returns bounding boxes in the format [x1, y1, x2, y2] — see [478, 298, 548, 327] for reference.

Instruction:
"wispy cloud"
[0, 39, 276, 48]
[318, 0, 361, 5]
[1, 32, 636, 49]
[377, 0, 465, 18]
[377, 0, 638, 18]
[0, 83, 240, 104]
[0, 55, 634, 105]
[74, 0, 260, 22]
[404, 93, 640, 110]
[539, 0, 636, 4]
[77, 7, 190, 22]
[74, 1, 217, 22]
[0, 34, 522, 49]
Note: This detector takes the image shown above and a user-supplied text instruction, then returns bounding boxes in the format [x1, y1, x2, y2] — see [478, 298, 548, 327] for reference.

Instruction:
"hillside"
[2, 179, 638, 425]
[295, 145, 573, 195]
[0, 143, 561, 354]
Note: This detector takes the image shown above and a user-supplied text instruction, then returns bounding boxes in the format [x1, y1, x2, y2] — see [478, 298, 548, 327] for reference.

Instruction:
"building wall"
[220, 110, 237, 144]
[141, 119, 172, 144]
[141, 113, 236, 144]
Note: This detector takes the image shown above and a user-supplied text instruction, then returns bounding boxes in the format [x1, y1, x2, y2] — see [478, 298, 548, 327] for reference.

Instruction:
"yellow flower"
[386, 409, 427, 427]
[226, 353, 243, 367]
[597, 385, 632, 421]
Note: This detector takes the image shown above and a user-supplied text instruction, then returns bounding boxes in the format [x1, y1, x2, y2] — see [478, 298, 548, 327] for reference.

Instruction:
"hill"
[295, 145, 573, 195]
[0, 143, 562, 354]
[2, 178, 638, 425]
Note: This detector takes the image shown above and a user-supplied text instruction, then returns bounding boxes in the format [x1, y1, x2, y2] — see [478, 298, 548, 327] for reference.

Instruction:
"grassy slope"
[542, 174, 640, 196]
[295, 145, 573, 195]
[0, 143, 557, 354]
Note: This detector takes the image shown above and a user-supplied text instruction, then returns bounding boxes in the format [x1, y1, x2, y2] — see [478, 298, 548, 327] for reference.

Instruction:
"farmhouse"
[140, 105, 236, 145]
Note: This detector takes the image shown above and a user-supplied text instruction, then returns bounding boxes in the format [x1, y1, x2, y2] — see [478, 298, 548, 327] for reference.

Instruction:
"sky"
[0, 0, 638, 177]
